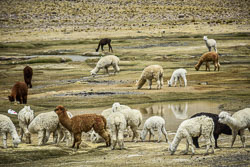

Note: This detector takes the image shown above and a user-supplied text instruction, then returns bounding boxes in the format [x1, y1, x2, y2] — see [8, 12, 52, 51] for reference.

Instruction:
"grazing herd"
[1, 36, 249, 157]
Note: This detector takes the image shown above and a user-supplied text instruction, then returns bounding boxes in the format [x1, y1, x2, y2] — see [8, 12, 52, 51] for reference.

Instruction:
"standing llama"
[96, 38, 113, 52]
[195, 52, 220, 71]
[203, 36, 217, 53]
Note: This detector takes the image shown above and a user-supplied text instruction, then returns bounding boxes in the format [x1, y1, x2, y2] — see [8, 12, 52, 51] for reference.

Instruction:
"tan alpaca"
[54, 105, 111, 149]
[195, 52, 220, 71]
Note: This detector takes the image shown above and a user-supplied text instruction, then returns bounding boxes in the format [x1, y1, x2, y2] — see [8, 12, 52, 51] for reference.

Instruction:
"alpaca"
[54, 105, 111, 149]
[137, 65, 164, 89]
[18, 106, 34, 144]
[90, 55, 120, 76]
[140, 116, 169, 143]
[218, 108, 250, 148]
[23, 66, 33, 88]
[169, 116, 215, 155]
[168, 68, 187, 87]
[96, 38, 113, 52]
[107, 112, 127, 150]
[0, 114, 21, 148]
[203, 36, 217, 53]
[194, 52, 220, 71]
[8, 82, 28, 104]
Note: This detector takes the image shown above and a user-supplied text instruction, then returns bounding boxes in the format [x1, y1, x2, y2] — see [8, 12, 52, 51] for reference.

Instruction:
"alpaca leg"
[239, 129, 246, 148]
[181, 139, 189, 155]
[117, 130, 124, 150]
[38, 130, 45, 145]
[45, 130, 51, 143]
[23, 95, 27, 104]
[105, 67, 109, 75]
[75, 133, 82, 149]
[181, 75, 187, 87]
[231, 130, 237, 148]
[148, 131, 151, 141]
[157, 127, 163, 142]
[214, 46, 217, 53]
[156, 79, 161, 89]
[108, 43, 113, 52]
[206, 62, 210, 71]
[149, 128, 155, 141]
[192, 137, 200, 148]
[160, 76, 163, 89]
[2, 132, 7, 148]
[147, 79, 152, 89]
[72, 134, 76, 148]
[187, 136, 195, 155]
[111, 128, 117, 150]
[174, 77, 178, 87]
[20, 128, 24, 142]
[208, 47, 211, 52]
[214, 134, 219, 148]
[213, 61, 217, 71]
[23, 126, 31, 144]
[162, 127, 169, 143]
[178, 77, 182, 87]
[101, 45, 104, 52]
[97, 129, 111, 147]
[131, 126, 139, 142]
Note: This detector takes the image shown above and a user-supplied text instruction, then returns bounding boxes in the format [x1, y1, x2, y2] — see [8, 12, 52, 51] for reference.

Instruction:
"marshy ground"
[0, 0, 250, 166]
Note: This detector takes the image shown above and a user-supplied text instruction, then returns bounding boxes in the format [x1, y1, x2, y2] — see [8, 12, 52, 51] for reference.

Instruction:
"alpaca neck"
[58, 113, 73, 132]
[9, 126, 19, 139]
[226, 116, 241, 129]
[196, 59, 203, 68]
[171, 131, 182, 151]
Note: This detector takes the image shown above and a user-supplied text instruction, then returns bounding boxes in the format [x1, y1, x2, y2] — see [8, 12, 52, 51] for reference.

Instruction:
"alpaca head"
[194, 64, 199, 71]
[12, 135, 21, 148]
[140, 130, 147, 141]
[54, 105, 66, 115]
[167, 80, 172, 87]
[203, 36, 208, 41]
[8, 96, 14, 102]
[90, 68, 98, 76]
[218, 111, 231, 124]
[112, 102, 121, 112]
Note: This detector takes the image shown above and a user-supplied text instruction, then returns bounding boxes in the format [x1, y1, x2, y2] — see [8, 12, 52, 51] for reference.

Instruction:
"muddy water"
[29, 55, 98, 62]
[70, 100, 221, 132]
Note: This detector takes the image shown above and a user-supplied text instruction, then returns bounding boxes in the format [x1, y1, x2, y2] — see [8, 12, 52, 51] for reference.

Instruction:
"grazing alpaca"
[96, 38, 113, 52]
[168, 68, 187, 87]
[195, 52, 220, 71]
[137, 65, 164, 89]
[8, 82, 28, 104]
[203, 36, 217, 53]
[54, 105, 111, 149]
[218, 108, 250, 148]
[23, 66, 33, 88]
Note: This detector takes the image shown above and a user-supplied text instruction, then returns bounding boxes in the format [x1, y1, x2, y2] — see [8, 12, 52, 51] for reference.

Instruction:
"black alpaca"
[96, 38, 113, 52]
[191, 112, 240, 148]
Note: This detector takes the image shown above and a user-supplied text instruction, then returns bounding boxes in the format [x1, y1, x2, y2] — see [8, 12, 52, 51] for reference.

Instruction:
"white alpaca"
[136, 65, 164, 89]
[90, 55, 120, 76]
[112, 102, 142, 142]
[169, 116, 215, 155]
[90, 105, 131, 143]
[28, 111, 63, 145]
[0, 114, 21, 148]
[140, 116, 169, 143]
[18, 106, 34, 144]
[107, 112, 127, 150]
[203, 36, 217, 53]
[168, 68, 187, 87]
[218, 108, 250, 148]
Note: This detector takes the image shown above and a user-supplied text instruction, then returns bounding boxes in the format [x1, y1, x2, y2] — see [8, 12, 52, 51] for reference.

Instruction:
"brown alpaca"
[195, 52, 220, 71]
[96, 38, 113, 52]
[54, 105, 111, 149]
[23, 66, 33, 88]
[8, 82, 28, 104]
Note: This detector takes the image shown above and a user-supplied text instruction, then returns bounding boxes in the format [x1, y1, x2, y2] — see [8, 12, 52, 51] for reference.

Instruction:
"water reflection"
[135, 101, 220, 131]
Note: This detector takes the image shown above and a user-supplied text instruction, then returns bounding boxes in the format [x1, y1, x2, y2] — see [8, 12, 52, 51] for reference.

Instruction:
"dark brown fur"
[195, 52, 220, 71]
[23, 66, 33, 88]
[96, 38, 113, 52]
[54, 105, 111, 149]
[8, 82, 28, 104]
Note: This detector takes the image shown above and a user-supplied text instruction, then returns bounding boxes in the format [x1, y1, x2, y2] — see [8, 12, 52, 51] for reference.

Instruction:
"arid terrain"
[0, 0, 250, 166]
